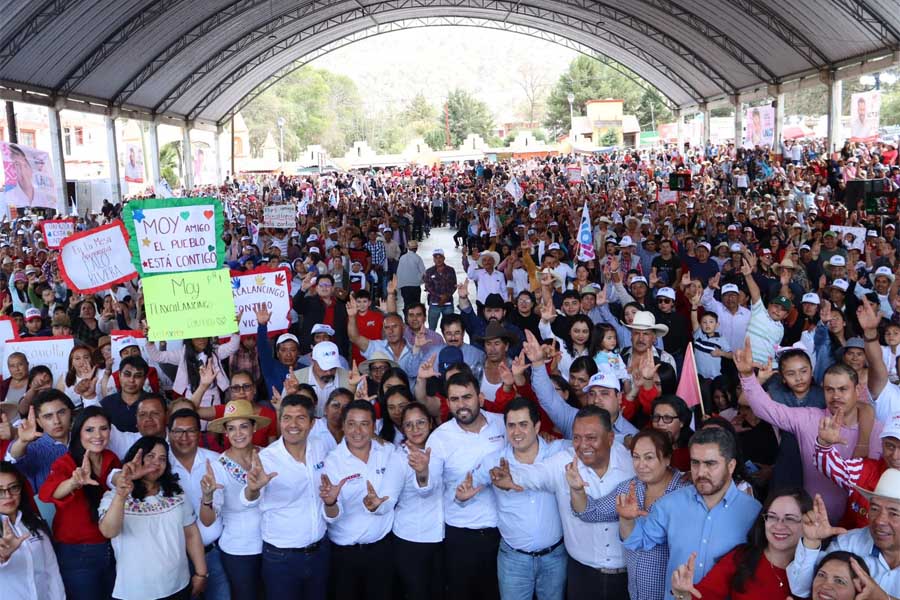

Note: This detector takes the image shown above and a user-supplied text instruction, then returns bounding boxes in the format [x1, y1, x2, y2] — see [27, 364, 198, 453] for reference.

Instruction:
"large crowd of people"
[2, 136, 900, 599]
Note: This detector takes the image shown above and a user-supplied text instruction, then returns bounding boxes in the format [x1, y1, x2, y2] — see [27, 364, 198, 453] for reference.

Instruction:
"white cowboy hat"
[852, 468, 900, 502]
[625, 311, 669, 337]
[477, 251, 501, 268]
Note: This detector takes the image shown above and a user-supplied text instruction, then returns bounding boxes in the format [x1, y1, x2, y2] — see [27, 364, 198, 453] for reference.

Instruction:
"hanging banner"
[58, 222, 138, 294]
[39, 219, 76, 249]
[263, 204, 297, 228]
[2, 336, 74, 381]
[231, 267, 292, 335]
[142, 268, 237, 341]
[850, 91, 881, 143]
[744, 106, 775, 148]
[577, 202, 595, 261]
[0, 141, 57, 213]
[567, 166, 583, 183]
[0, 315, 17, 344]
[829, 225, 867, 251]
[122, 197, 225, 276]
[123, 143, 145, 184]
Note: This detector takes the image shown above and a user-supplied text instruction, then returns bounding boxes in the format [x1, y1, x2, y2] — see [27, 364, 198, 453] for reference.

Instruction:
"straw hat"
[207, 400, 271, 434]
[478, 251, 501, 268]
[625, 311, 669, 337]
[358, 352, 399, 376]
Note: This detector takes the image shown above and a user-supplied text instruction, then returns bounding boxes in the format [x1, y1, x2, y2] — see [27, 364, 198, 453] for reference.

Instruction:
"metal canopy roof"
[0, 0, 898, 127]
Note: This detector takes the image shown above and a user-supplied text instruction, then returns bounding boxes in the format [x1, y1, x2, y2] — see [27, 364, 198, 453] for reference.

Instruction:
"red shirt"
[696, 548, 789, 600]
[212, 404, 277, 449]
[353, 311, 384, 366]
[39, 450, 121, 544]
[322, 302, 335, 328]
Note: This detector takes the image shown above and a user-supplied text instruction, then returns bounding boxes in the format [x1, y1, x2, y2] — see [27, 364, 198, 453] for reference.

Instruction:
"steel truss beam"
[0, 0, 80, 69]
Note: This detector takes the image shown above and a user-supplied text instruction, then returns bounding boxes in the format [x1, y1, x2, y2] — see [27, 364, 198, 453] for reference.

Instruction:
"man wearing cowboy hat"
[477, 321, 518, 403]
[292, 340, 350, 417]
[464, 247, 508, 306]
[620, 311, 677, 373]
[458, 289, 523, 359]
[854, 265, 896, 319]
[786, 468, 900, 598]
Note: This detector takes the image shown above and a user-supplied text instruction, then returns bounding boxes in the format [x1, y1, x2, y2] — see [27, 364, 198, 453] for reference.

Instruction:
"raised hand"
[16, 406, 42, 443]
[120, 449, 153, 482]
[564, 455, 588, 492]
[801, 493, 847, 545]
[270, 386, 283, 411]
[851, 557, 889, 600]
[0, 414, 11, 442]
[522, 329, 546, 364]
[540, 301, 556, 322]
[201, 459, 224, 502]
[355, 376, 371, 401]
[363, 480, 390, 512]
[595, 285, 607, 306]
[857, 296, 882, 334]
[417, 354, 438, 380]
[319, 474, 350, 506]
[113, 471, 134, 499]
[456, 278, 469, 300]
[510, 349, 529, 378]
[708, 272, 721, 290]
[254, 305, 271, 326]
[387, 275, 398, 296]
[817, 408, 848, 447]
[348, 360, 362, 388]
[455, 471, 483, 501]
[0, 516, 31, 562]
[733, 337, 755, 377]
[756, 357, 775, 386]
[199, 359, 217, 388]
[282, 372, 300, 396]
[413, 329, 428, 351]
[615, 481, 648, 520]
[74, 368, 98, 397]
[671, 552, 703, 599]
[70, 454, 99, 489]
[345, 293, 358, 317]
[489, 458, 524, 492]
[247, 451, 278, 492]
[498, 361, 515, 388]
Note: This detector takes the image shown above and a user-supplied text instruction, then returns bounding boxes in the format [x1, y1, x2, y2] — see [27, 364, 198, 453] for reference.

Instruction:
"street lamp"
[567, 92, 575, 145]
[276, 116, 285, 163]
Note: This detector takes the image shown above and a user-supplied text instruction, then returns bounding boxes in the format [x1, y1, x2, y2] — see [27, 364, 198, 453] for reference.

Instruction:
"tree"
[159, 141, 181, 189]
[599, 128, 620, 146]
[446, 88, 495, 147]
[403, 93, 438, 136]
[515, 62, 549, 124]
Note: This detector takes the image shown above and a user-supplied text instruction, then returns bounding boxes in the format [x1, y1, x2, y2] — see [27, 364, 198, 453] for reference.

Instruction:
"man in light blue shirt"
[622, 427, 761, 597]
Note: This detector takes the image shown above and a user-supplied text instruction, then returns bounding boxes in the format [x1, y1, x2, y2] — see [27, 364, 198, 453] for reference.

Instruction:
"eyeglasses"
[651, 414, 678, 424]
[170, 428, 199, 437]
[230, 383, 255, 393]
[403, 419, 430, 430]
[368, 364, 389, 373]
[763, 513, 802, 526]
[0, 483, 23, 498]
[317, 282, 333, 288]
[657, 298, 674, 304]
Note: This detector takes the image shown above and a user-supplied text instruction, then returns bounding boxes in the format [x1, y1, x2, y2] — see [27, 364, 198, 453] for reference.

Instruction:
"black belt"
[204, 541, 217, 553]
[263, 540, 322, 554]
[513, 539, 564, 557]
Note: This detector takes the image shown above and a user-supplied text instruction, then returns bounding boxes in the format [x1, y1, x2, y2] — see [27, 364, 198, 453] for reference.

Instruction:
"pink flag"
[676, 342, 704, 413]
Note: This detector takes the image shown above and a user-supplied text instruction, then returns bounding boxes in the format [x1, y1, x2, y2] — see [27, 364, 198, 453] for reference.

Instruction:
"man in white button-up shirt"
[322, 399, 405, 600]
[492, 405, 635, 600]
[427, 371, 507, 600]
[240, 394, 331, 600]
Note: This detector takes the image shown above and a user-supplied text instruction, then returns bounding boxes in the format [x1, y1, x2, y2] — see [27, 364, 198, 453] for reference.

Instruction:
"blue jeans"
[191, 545, 230, 600]
[428, 304, 455, 330]
[262, 539, 330, 600]
[497, 539, 567, 600]
[55, 541, 116, 600]
[220, 550, 262, 600]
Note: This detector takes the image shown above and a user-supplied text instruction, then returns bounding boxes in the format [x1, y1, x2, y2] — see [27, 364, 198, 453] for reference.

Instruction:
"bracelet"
[202, 500, 214, 507]
[192, 573, 209, 579]
[864, 333, 880, 343]
[324, 499, 337, 507]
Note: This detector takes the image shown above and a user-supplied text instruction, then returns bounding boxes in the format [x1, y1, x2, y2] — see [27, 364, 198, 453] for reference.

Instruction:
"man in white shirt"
[241, 394, 331, 600]
[322, 400, 405, 599]
[491, 405, 635, 600]
[465, 249, 509, 306]
[427, 371, 507, 600]
[167, 408, 230, 600]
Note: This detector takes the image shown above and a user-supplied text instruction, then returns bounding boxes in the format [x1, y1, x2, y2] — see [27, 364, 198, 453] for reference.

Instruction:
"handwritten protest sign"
[143, 269, 237, 341]
[58, 222, 138, 294]
[263, 204, 296, 228]
[2, 336, 74, 381]
[39, 219, 75, 249]
[231, 267, 291, 335]
[0, 315, 17, 344]
[122, 197, 224, 276]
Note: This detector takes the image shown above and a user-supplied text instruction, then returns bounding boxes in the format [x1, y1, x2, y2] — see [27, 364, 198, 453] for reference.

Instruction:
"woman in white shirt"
[0, 461, 64, 600]
[202, 400, 271, 600]
[392, 402, 443, 600]
[98, 436, 207, 600]
[55, 345, 103, 410]
[539, 310, 593, 381]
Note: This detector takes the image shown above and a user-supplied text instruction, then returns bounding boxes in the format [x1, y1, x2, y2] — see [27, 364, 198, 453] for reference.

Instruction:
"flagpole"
[689, 343, 706, 419]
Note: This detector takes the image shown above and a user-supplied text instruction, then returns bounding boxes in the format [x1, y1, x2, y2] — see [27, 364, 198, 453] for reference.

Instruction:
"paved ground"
[413, 224, 470, 300]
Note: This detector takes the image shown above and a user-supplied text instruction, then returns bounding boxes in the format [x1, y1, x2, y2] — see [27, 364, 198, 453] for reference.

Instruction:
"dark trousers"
[56, 541, 116, 600]
[400, 286, 421, 311]
[566, 557, 627, 600]
[220, 550, 262, 600]
[444, 525, 500, 600]
[156, 587, 190, 600]
[261, 539, 329, 600]
[392, 534, 444, 600]
[332, 535, 393, 600]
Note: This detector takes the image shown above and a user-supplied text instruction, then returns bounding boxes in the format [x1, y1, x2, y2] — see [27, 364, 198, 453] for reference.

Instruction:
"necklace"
[766, 552, 786, 589]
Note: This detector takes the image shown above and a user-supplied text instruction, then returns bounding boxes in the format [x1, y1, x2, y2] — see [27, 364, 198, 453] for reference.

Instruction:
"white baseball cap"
[829, 255, 846, 267]
[656, 287, 676, 300]
[722, 283, 740, 295]
[830, 279, 849, 292]
[881, 413, 900, 441]
[275, 333, 299, 347]
[432, 248, 445, 256]
[311, 341, 341, 370]
[618, 236, 635, 248]
[801, 292, 821, 305]
[698, 242, 712, 252]
[582, 367, 621, 392]
[630, 276, 649, 286]
[729, 243, 742, 252]
[311, 324, 335, 337]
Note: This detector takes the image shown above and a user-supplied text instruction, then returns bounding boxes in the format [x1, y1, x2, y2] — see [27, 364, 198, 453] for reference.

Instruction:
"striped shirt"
[815, 441, 887, 530]
[693, 330, 730, 379]
[747, 299, 783, 365]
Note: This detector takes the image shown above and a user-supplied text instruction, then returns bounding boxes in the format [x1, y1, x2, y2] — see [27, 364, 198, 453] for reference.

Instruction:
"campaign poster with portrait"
[123, 143, 144, 183]
[849, 91, 880, 143]
[0, 141, 57, 212]
[744, 106, 775, 149]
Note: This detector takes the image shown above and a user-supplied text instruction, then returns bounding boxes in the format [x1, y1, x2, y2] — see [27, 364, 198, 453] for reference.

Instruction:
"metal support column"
[147, 120, 161, 192]
[47, 105, 68, 216]
[5, 101, 17, 143]
[700, 104, 710, 147]
[106, 115, 122, 205]
[675, 110, 684, 153]
[773, 93, 785, 158]
[182, 124, 193, 190]
[215, 125, 223, 184]
[827, 76, 843, 153]
[733, 97, 743, 147]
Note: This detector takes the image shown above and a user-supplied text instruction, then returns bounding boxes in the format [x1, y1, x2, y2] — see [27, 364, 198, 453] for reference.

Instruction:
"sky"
[311, 26, 579, 121]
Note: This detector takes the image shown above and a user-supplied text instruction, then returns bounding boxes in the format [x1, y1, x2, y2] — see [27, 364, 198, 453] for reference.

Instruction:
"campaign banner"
[744, 106, 775, 148]
[39, 219, 76, 249]
[231, 267, 291, 335]
[0, 141, 57, 212]
[658, 185, 678, 205]
[142, 268, 237, 341]
[1, 336, 74, 381]
[123, 143, 145, 183]
[58, 222, 138, 294]
[576, 202, 594, 261]
[829, 225, 867, 251]
[122, 197, 225, 276]
[567, 166, 583, 183]
[0, 315, 17, 343]
[263, 204, 296, 228]
[850, 91, 881, 143]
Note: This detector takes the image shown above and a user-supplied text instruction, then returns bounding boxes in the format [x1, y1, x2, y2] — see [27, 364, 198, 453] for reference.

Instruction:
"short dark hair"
[777, 348, 811, 371]
[168, 408, 200, 431]
[573, 405, 613, 432]
[569, 356, 599, 377]
[825, 362, 859, 386]
[440, 313, 464, 332]
[33, 389, 75, 415]
[503, 397, 540, 424]
[446, 371, 480, 395]
[138, 394, 166, 413]
[280, 393, 316, 419]
[689, 426, 737, 463]
[341, 398, 377, 424]
[630, 428, 673, 459]
[404, 302, 426, 317]
[120, 355, 149, 374]
[353, 289, 371, 300]
[316, 273, 334, 286]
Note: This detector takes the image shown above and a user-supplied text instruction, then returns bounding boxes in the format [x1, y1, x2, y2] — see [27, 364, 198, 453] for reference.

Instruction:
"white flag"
[505, 176, 523, 201]
[488, 199, 498, 237]
[577, 202, 595, 261]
